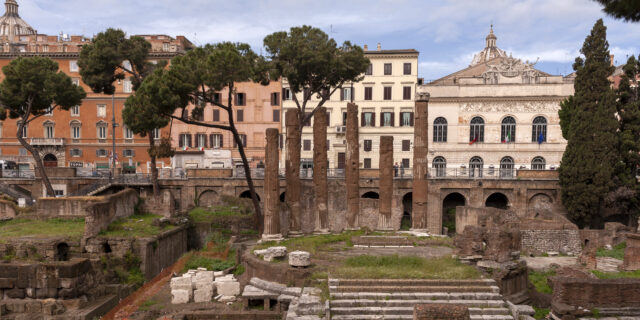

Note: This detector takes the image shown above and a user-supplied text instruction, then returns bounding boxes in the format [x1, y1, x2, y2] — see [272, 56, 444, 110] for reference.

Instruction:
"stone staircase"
[328, 278, 515, 320]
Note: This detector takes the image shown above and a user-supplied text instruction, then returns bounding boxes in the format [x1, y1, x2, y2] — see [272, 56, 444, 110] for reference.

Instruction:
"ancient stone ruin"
[313, 107, 329, 233]
[345, 102, 360, 229]
[412, 89, 429, 231]
[285, 109, 302, 236]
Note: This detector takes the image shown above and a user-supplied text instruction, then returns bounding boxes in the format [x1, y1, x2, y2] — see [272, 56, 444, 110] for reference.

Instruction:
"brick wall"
[552, 276, 640, 309]
[84, 189, 139, 238]
[521, 229, 581, 254]
[516, 170, 559, 179]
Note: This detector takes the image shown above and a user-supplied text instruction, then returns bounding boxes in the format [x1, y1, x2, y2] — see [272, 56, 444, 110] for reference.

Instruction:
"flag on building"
[469, 133, 478, 145]
[537, 131, 544, 144]
[502, 132, 511, 143]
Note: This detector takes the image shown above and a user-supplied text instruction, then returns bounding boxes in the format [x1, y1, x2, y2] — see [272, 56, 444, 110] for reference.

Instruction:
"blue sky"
[18, 0, 640, 80]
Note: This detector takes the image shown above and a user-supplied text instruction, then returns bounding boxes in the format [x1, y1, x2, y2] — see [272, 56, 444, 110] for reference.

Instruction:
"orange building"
[0, 0, 193, 174]
[171, 81, 283, 169]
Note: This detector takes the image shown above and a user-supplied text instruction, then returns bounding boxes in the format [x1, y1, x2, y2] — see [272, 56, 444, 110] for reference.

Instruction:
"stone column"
[378, 136, 394, 230]
[285, 109, 302, 236]
[412, 88, 430, 231]
[263, 128, 282, 240]
[345, 103, 360, 229]
[313, 107, 329, 233]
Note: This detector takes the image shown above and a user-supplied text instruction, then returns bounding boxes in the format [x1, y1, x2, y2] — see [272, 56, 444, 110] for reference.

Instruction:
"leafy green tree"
[595, 0, 640, 22]
[154, 42, 270, 232]
[263, 25, 369, 135]
[0, 57, 86, 196]
[559, 19, 620, 227]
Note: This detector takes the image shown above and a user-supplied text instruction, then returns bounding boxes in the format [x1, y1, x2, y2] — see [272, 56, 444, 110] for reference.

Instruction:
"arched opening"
[501, 116, 516, 143]
[239, 190, 260, 202]
[485, 193, 509, 209]
[401, 193, 412, 230]
[532, 116, 547, 143]
[470, 117, 484, 143]
[442, 193, 466, 234]
[43, 154, 58, 167]
[432, 156, 446, 177]
[469, 156, 483, 178]
[102, 242, 112, 253]
[500, 156, 514, 178]
[56, 242, 69, 261]
[361, 191, 380, 199]
[279, 192, 286, 202]
[531, 156, 546, 170]
[198, 190, 219, 207]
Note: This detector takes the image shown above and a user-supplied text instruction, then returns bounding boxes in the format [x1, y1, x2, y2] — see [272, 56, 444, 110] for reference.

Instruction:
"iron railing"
[1, 169, 35, 178]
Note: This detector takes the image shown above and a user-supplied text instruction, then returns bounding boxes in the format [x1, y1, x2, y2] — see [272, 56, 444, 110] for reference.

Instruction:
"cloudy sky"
[17, 0, 640, 80]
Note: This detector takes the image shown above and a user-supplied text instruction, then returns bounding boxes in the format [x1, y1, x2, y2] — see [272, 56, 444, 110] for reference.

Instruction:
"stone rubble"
[241, 277, 326, 319]
[253, 246, 288, 262]
[170, 269, 239, 304]
[288, 251, 311, 267]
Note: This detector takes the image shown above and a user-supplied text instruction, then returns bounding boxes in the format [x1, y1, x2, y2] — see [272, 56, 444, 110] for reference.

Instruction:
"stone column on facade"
[412, 87, 430, 232]
[285, 109, 302, 236]
[262, 128, 283, 240]
[313, 107, 329, 234]
[378, 136, 394, 230]
[345, 102, 360, 229]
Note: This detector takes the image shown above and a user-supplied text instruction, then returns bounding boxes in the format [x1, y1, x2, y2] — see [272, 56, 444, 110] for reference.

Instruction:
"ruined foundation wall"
[140, 225, 189, 280]
[84, 189, 140, 238]
[552, 277, 640, 309]
[521, 229, 581, 255]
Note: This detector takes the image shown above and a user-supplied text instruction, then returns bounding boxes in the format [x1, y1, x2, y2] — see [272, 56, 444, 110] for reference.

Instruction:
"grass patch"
[100, 213, 173, 237]
[255, 230, 366, 254]
[189, 206, 251, 223]
[592, 269, 640, 279]
[596, 242, 626, 260]
[181, 255, 235, 273]
[138, 299, 158, 311]
[533, 307, 550, 319]
[0, 218, 85, 241]
[529, 270, 555, 294]
[331, 255, 480, 279]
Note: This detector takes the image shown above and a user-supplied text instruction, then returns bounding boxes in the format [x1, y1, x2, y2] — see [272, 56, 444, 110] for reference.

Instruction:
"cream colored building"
[281, 45, 419, 171]
[421, 28, 574, 178]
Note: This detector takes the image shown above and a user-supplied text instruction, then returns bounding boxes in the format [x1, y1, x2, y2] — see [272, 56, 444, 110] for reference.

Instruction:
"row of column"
[262, 93, 432, 238]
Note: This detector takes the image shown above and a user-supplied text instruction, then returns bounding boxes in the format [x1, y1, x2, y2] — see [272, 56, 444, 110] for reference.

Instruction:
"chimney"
[610, 54, 614, 67]
[363, 44, 368, 51]
[377, 43, 381, 51]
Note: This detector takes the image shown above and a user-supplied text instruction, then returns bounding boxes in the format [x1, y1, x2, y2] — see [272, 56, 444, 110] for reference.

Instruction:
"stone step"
[331, 285, 498, 293]
[331, 316, 413, 320]
[329, 278, 496, 287]
[330, 292, 502, 301]
[331, 307, 414, 316]
[468, 307, 512, 315]
[330, 299, 507, 308]
[469, 316, 514, 320]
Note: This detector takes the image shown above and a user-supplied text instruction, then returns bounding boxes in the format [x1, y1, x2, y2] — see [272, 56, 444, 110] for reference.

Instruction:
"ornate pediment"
[482, 56, 541, 84]
[460, 101, 560, 113]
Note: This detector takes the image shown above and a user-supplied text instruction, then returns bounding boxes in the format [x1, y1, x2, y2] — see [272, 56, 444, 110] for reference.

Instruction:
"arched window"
[70, 120, 81, 139]
[500, 156, 514, 178]
[532, 116, 547, 143]
[469, 156, 483, 177]
[43, 121, 54, 139]
[470, 117, 484, 143]
[531, 156, 546, 170]
[433, 117, 447, 142]
[501, 116, 516, 143]
[432, 156, 446, 177]
[96, 121, 108, 140]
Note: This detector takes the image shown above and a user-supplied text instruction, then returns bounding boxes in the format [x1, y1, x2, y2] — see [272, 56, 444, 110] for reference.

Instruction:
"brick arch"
[528, 193, 553, 211]
[198, 189, 220, 207]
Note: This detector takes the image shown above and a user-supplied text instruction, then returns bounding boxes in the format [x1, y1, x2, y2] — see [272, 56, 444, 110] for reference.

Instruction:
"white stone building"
[281, 45, 419, 171]
[421, 27, 574, 178]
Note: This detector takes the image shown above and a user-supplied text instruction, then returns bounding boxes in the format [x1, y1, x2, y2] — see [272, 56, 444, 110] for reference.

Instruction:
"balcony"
[30, 138, 65, 146]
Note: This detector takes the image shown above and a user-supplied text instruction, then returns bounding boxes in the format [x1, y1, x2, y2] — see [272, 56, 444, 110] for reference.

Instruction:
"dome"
[0, 0, 36, 39]
[470, 25, 506, 66]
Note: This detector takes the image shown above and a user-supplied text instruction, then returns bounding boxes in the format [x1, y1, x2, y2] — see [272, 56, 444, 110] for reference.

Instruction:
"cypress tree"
[559, 19, 619, 227]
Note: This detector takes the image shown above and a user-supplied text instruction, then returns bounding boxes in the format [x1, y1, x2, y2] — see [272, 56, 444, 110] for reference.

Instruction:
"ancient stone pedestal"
[313, 107, 329, 234]
[378, 136, 394, 230]
[622, 233, 640, 271]
[263, 128, 282, 240]
[285, 109, 302, 236]
[345, 103, 360, 229]
[412, 89, 430, 232]
[578, 241, 597, 270]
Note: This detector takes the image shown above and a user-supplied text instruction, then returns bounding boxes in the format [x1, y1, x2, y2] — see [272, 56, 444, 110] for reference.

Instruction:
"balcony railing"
[30, 138, 65, 146]
[1, 169, 35, 178]
[233, 167, 520, 180]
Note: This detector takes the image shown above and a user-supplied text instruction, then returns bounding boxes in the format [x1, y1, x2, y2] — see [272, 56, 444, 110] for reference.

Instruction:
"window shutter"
[391, 112, 395, 127]
[210, 134, 214, 147]
[213, 110, 220, 122]
[371, 113, 376, 127]
[351, 87, 355, 101]
[243, 135, 247, 148]
[360, 113, 365, 126]
[179, 134, 184, 148]
[326, 112, 331, 126]
[340, 88, 345, 101]
[132, 150, 136, 157]
[203, 134, 208, 148]
[220, 135, 224, 148]
[410, 112, 415, 126]
[187, 134, 192, 147]
[380, 113, 384, 127]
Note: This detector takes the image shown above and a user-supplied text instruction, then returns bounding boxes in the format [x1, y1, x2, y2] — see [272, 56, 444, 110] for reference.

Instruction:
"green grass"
[592, 269, 640, 279]
[189, 205, 251, 223]
[0, 218, 85, 241]
[529, 270, 555, 294]
[100, 213, 174, 237]
[138, 299, 158, 311]
[596, 242, 626, 260]
[533, 307, 550, 319]
[181, 255, 235, 273]
[255, 230, 366, 254]
[331, 255, 480, 279]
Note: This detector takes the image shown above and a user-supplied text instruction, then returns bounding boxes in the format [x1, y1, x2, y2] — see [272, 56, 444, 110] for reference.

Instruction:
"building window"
[96, 149, 108, 157]
[532, 116, 547, 143]
[123, 80, 132, 93]
[273, 109, 280, 122]
[433, 156, 446, 177]
[71, 105, 79, 116]
[97, 123, 107, 139]
[45, 105, 53, 116]
[124, 126, 133, 140]
[531, 156, 546, 170]
[210, 134, 223, 148]
[213, 109, 220, 122]
[123, 149, 135, 157]
[402, 139, 410, 152]
[97, 104, 106, 118]
[213, 93, 221, 104]
[342, 112, 347, 126]
[303, 112, 311, 127]
[72, 78, 80, 86]
[196, 133, 207, 148]
[271, 92, 280, 106]
[44, 122, 54, 138]
[433, 117, 447, 142]
[70, 148, 82, 157]
[364, 158, 372, 169]
[500, 156, 514, 178]
[237, 109, 244, 122]
[233, 134, 247, 148]
[364, 139, 372, 152]
[403, 86, 411, 100]
[501, 116, 516, 143]
[321, 88, 330, 100]
[235, 93, 246, 106]
[152, 128, 160, 140]
[70, 121, 81, 139]
[365, 64, 373, 75]
[402, 158, 410, 169]
[303, 139, 311, 151]
[383, 87, 392, 100]
[361, 112, 375, 127]
[400, 112, 413, 127]
[384, 63, 392, 75]
[163, 43, 170, 52]
[282, 88, 291, 100]
[20, 124, 27, 138]
[381, 112, 394, 127]
[364, 87, 372, 100]
[469, 156, 483, 177]
[69, 60, 79, 72]
[179, 133, 192, 148]
[42, 45, 48, 52]
[403, 63, 411, 75]
[341, 87, 352, 101]
[470, 117, 484, 143]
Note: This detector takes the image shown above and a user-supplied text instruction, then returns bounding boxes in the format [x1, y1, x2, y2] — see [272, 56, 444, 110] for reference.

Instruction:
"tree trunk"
[17, 120, 54, 197]
[230, 126, 264, 234]
[148, 133, 160, 196]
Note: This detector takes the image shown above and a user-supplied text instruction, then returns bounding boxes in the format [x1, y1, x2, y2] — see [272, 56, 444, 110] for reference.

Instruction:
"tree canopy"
[595, 0, 640, 22]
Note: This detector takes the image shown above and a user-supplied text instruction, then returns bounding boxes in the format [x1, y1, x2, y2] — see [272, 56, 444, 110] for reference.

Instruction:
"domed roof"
[470, 25, 506, 66]
[0, 0, 36, 39]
